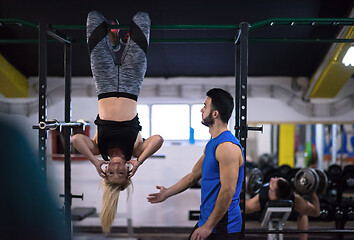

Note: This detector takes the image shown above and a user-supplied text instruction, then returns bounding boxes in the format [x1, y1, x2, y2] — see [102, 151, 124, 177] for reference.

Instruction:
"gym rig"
[0, 17, 353, 240]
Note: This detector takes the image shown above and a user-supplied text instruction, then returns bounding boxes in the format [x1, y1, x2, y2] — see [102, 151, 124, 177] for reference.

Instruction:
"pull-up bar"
[1, 38, 353, 44]
[0, 18, 37, 29]
[2, 17, 352, 30]
[53, 24, 240, 30]
[0, 18, 353, 44]
[249, 18, 354, 31]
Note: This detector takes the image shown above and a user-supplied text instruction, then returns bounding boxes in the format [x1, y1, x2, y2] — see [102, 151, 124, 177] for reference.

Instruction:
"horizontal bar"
[151, 38, 236, 43]
[1, 18, 353, 33]
[250, 18, 354, 31]
[249, 38, 354, 43]
[51, 24, 239, 31]
[59, 194, 84, 200]
[47, 29, 71, 44]
[0, 38, 236, 44]
[0, 39, 58, 44]
[33, 121, 86, 131]
[247, 126, 263, 132]
[0, 18, 38, 29]
[244, 229, 354, 234]
[1, 38, 353, 44]
[49, 19, 354, 31]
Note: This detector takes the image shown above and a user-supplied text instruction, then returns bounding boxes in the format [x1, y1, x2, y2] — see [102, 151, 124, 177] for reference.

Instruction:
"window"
[191, 104, 211, 140]
[151, 104, 190, 140]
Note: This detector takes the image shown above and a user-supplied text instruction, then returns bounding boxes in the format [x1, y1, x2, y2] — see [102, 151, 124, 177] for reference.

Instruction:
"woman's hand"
[94, 159, 108, 178]
[127, 159, 140, 179]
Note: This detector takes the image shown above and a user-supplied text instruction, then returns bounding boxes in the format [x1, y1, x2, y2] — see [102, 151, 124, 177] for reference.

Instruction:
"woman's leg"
[86, 11, 118, 98]
[119, 12, 151, 100]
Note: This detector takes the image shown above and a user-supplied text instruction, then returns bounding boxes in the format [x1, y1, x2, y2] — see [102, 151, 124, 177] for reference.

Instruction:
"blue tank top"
[198, 131, 244, 233]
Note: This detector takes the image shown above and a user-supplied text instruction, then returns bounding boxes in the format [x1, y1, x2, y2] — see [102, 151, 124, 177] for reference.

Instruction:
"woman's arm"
[133, 133, 164, 164]
[71, 131, 106, 178]
[128, 133, 164, 178]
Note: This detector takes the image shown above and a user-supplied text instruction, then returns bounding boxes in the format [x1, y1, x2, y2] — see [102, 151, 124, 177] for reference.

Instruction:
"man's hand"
[94, 159, 108, 178]
[127, 159, 140, 179]
[147, 186, 168, 203]
[191, 224, 213, 240]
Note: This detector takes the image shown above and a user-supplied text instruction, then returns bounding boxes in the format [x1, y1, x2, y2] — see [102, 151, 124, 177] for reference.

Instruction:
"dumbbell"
[342, 165, 354, 191]
[327, 164, 342, 184]
[335, 206, 344, 221]
[347, 207, 354, 220]
[318, 200, 334, 221]
[294, 168, 328, 195]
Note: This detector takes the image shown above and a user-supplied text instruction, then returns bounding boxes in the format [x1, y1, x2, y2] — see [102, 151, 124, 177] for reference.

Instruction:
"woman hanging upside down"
[71, 10, 163, 234]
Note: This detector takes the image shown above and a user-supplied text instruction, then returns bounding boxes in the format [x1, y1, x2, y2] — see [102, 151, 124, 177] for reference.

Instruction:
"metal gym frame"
[1, 17, 354, 239]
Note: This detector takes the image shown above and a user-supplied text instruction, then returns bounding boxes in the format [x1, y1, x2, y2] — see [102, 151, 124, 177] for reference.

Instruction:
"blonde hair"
[100, 179, 132, 234]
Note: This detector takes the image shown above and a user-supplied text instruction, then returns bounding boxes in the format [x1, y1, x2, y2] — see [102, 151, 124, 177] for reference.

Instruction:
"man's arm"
[192, 143, 242, 239]
[147, 153, 204, 203]
[293, 192, 321, 217]
[293, 193, 319, 240]
[245, 194, 261, 214]
[297, 214, 309, 240]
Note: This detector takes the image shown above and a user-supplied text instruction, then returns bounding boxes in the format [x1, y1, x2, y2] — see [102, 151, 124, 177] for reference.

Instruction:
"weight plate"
[263, 167, 282, 183]
[247, 168, 264, 196]
[278, 164, 292, 178]
[315, 169, 328, 195]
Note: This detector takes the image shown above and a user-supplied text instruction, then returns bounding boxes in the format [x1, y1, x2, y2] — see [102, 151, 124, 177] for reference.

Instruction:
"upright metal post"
[234, 25, 243, 235]
[239, 22, 249, 161]
[340, 125, 344, 168]
[241, 22, 249, 237]
[235, 22, 249, 237]
[331, 124, 338, 165]
[235, 44, 241, 139]
[315, 124, 324, 170]
[64, 41, 73, 239]
[240, 21, 249, 239]
[38, 23, 48, 177]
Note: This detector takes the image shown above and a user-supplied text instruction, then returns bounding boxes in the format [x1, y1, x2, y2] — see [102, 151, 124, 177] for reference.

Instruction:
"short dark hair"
[275, 178, 292, 199]
[206, 88, 234, 123]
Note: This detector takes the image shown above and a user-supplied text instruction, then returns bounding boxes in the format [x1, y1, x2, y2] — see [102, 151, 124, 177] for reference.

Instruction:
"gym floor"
[73, 221, 354, 240]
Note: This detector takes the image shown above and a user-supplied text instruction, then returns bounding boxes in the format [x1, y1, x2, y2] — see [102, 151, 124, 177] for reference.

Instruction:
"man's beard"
[202, 112, 214, 127]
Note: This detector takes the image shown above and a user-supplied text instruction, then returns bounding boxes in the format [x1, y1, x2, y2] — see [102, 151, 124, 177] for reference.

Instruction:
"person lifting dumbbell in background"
[245, 175, 321, 240]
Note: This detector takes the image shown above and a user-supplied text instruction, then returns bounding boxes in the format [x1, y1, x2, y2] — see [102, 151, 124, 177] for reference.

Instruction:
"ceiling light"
[342, 46, 354, 66]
